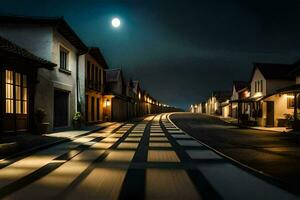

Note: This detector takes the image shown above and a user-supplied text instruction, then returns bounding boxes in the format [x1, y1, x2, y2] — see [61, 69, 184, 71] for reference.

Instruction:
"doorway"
[54, 90, 69, 127]
[266, 101, 274, 127]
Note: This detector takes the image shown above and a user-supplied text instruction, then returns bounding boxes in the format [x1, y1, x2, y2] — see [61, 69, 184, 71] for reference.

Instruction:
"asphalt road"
[170, 112, 300, 191]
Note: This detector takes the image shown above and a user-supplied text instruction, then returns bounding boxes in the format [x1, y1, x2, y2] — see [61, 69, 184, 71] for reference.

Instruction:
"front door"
[266, 101, 274, 127]
[54, 90, 69, 127]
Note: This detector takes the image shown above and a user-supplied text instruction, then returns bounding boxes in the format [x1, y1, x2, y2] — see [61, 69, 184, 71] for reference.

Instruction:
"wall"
[250, 69, 266, 97]
[264, 94, 294, 127]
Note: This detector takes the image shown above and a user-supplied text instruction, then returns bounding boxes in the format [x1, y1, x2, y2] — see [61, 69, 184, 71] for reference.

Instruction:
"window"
[91, 97, 95, 121]
[99, 68, 102, 85]
[87, 61, 91, 88]
[95, 67, 98, 89]
[257, 81, 260, 92]
[255, 81, 257, 92]
[5, 70, 28, 114]
[60, 46, 69, 70]
[97, 98, 100, 120]
[260, 80, 263, 92]
[91, 64, 94, 88]
[287, 96, 294, 109]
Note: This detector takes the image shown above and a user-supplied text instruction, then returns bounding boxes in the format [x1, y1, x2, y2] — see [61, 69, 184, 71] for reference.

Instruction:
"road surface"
[0, 113, 297, 199]
[170, 112, 300, 193]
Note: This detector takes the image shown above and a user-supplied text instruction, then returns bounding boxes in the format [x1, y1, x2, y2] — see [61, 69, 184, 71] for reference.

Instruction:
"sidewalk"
[217, 115, 293, 133]
[0, 122, 115, 161]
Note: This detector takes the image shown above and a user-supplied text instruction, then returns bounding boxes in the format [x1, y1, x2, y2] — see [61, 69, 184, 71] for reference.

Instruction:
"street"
[0, 113, 298, 199]
[170, 113, 300, 193]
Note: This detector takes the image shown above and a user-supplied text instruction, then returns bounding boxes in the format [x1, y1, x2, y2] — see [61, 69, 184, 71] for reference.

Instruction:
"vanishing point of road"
[0, 113, 298, 199]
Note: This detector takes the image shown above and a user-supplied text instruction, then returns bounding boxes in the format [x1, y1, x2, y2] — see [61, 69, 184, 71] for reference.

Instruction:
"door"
[54, 90, 69, 127]
[266, 101, 274, 127]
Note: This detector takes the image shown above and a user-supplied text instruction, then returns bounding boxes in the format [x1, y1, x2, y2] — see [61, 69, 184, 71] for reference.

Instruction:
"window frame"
[59, 45, 70, 71]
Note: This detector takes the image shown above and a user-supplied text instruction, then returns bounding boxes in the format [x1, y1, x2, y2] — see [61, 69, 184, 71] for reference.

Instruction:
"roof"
[0, 35, 56, 69]
[105, 69, 122, 83]
[132, 80, 140, 93]
[250, 62, 295, 81]
[233, 81, 249, 92]
[0, 15, 88, 54]
[212, 91, 231, 102]
[276, 84, 300, 93]
[88, 47, 109, 69]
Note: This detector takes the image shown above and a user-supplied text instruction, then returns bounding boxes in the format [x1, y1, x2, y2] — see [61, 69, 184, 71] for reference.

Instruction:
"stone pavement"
[0, 113, 297, 199]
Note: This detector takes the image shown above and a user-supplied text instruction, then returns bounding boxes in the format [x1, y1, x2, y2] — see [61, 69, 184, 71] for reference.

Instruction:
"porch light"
[285, 94, 294, 98]
[105, 99, 111, 107]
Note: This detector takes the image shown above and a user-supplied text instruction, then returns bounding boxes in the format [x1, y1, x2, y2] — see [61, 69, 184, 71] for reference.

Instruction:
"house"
[104, 69, 128, 121]
[206, 91, 231, 115]
[228, 81, 250, 120]
[248, 63, 296, 127]
[132, 80, 144, 117]
[126, 79, 137, 119]
[0, 36, 56, 133]
[0, 16, 88, 131]
[80, 47, 108, 124]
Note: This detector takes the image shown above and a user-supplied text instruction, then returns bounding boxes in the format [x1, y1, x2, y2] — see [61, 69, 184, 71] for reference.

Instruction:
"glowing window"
[5, 70, 28, 114]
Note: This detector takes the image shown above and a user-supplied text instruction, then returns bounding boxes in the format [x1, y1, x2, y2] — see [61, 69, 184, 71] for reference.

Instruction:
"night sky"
[1, 0, 300, 109]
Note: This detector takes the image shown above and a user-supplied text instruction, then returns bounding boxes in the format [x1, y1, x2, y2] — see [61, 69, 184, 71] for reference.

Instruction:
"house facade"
[248, 63, 296, 127]
[206, 91, 231, 115]
[0, 16, 88, 131]
[80, 47, 108, 124]
[0, 36, 56, 133]
[228, 81, 250, 121]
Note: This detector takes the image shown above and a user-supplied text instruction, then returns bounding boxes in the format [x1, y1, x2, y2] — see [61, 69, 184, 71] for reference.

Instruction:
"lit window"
[5, 70, 28, 114]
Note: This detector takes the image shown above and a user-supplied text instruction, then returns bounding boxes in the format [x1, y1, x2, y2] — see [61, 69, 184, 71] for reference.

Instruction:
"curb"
[167, 113, 300, 196]
[207, 114, 291, 134]
[0, 123, 114, 169]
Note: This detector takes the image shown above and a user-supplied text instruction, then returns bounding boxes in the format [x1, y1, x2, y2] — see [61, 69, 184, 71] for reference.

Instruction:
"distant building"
[104, 69, 128, 121]
[206, 91, 231, 115]
[81, 47, 108, 124]
[229, 81, 250, 120]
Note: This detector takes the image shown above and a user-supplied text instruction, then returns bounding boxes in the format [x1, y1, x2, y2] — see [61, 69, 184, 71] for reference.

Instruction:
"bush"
[35, 108, 46, 123]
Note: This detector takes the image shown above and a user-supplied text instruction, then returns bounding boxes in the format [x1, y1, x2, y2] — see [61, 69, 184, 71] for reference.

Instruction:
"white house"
[0, 16, 88, 130]
[248, 63, 296, 127]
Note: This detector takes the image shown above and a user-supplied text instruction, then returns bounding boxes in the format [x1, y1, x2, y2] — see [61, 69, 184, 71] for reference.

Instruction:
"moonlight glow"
[112, 18, 121, 28]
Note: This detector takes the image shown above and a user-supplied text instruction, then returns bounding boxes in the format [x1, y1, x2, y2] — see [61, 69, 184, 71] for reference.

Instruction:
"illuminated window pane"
[5, 70, 13, 84]
[23, 101, 27, 114]
[15, 73, 21, 86]
[23, 75, 27, 87]
[6, 99, 13, 113]
[23, 87, 27, 100]
[16, 86, 21, 100]
[16, 100, 21, 114]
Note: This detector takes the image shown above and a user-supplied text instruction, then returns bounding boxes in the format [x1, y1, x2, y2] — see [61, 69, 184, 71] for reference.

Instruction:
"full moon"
[112, 18, 121, 28]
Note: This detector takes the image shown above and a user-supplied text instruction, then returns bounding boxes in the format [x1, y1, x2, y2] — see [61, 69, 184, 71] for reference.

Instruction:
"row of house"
[191, 62, 300, 130]
[0, 15, 177, 134]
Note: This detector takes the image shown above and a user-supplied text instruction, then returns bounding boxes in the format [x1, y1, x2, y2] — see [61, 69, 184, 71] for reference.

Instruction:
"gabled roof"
[233, 81, 249, 92]
[212, 91, 231, 102]
[132, 80, 140, 93]
[250, 62, 295, 82]
[0, 35, 56, 69]
[0, 15, 88, 54]
[105, 68, 122, 83]
[88, 47, 109, 69]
